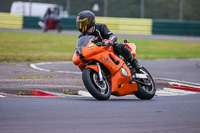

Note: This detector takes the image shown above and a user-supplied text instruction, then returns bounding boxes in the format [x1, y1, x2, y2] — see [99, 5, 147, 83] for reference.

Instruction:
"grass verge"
[0, 31, 200, 62]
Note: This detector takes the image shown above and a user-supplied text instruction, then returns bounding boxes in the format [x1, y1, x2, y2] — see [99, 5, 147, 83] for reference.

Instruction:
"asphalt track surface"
[1, 29, 200, 133]
[32, 59, 200, 84]
[1, 95, 200, 133]
[1, 59, 199, 133]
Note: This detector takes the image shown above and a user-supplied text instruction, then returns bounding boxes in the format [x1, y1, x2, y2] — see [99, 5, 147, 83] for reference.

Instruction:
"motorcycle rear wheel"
[56, 24, 62, 33]
[134, 67, 156, 100]
[82, 68, 111, 100]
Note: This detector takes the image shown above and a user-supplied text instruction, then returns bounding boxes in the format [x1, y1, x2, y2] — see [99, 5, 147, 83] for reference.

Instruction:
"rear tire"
[56, 24, 62, 33]
[134, 67, 156, 100]
[82, 68, 111, 100]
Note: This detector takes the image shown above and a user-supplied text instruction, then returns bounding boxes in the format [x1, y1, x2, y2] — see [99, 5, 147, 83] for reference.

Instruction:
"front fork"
[96, 62, 103, 82]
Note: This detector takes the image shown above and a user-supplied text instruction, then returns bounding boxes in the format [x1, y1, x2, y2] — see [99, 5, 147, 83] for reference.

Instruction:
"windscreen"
[76, 35, 94, 51]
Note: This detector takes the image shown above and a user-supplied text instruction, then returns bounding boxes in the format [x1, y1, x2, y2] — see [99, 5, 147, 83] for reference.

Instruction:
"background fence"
[0, 12, 23, 29]
[96, 17, 152, 35]
[23, 16, 40, 29]
[153, 20, 200, 36]
[0, 13, 200, 36]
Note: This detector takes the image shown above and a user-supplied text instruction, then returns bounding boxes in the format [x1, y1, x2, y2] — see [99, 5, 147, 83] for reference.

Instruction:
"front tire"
[82, 68, 111, 100]
[134, 67, 156, 100]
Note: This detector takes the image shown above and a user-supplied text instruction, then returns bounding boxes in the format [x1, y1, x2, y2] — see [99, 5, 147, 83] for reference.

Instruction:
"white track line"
[78, 91, 92, 97]
[156, 78, 200, 86]
[0, 95, 5, 98]
[30, 62, 81, 74]
[30, 63, 51, 72]
[156, 88, 197, 96]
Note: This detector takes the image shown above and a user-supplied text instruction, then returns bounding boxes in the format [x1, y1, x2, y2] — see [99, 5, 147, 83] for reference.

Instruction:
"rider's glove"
[102, 40, 113, 46]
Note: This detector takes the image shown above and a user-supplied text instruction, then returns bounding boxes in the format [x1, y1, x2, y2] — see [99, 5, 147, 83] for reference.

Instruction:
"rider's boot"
[129, 57, 142, 84]
[130, 57, 142, 72]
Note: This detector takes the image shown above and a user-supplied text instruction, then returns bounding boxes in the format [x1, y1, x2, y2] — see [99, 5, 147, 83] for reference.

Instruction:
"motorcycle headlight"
[121, 67, 128, 77]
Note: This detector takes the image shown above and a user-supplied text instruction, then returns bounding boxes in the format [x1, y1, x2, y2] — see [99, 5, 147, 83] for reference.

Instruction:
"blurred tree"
[0, 0, 199, 21]
[70, 0, 104, 16]
[145, 0, 179, 19]
[183, 0, 200, 21]
[108, 0, 140, 18]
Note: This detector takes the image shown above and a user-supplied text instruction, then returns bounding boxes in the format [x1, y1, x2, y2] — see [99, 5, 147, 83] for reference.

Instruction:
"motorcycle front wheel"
[134, 67, 156, 100]
[82, 68, 111, 100]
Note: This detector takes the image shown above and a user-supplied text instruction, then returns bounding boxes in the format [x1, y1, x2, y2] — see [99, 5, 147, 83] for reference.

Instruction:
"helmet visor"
[76, 18, 92, 32]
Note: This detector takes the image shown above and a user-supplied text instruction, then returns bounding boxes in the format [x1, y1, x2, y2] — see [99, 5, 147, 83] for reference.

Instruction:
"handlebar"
[95, 41, 112, 47]
[95, 42, 103, 46]
[92, 38, 111, 47]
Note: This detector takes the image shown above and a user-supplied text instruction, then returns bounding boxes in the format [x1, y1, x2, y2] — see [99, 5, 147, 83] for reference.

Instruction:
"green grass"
[0, 31, 76, 62]
[125, 39, 200, 59]
[0, 31, 200, 62]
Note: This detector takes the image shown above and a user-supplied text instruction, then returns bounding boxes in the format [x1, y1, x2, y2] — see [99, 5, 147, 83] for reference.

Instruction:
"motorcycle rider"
[76, 10, 142, 72]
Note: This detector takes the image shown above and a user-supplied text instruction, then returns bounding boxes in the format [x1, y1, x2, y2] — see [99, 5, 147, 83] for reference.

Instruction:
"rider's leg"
[113, 42, 142, 72]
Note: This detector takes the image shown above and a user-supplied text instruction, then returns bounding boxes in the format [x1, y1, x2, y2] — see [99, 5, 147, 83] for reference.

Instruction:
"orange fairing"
[111, 63, 138, 96]
[124, 43, 136, 57]
[73, 36, 138, 96]
[72, 51, 85, 70]
[83, 46, 138, 95]
[85, 65, 99, 73]
[72, 52, 81, 65]
[72, 38, 114, 71]
[82, 39, 113, 60]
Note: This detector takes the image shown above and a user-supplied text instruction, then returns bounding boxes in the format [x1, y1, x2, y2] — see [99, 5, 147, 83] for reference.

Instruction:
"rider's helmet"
[76, 10, 95, 33]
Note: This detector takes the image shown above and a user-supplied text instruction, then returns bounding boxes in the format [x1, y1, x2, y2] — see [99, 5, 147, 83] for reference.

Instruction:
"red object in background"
[41, 17, 62, 32]
[47, 18, 55, 29]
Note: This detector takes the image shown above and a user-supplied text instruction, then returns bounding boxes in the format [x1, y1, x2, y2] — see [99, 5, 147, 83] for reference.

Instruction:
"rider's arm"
[100, 24, 117, 44]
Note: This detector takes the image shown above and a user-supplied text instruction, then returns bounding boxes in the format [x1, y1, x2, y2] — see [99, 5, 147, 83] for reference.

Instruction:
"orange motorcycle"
[72, 35, 156, 100]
